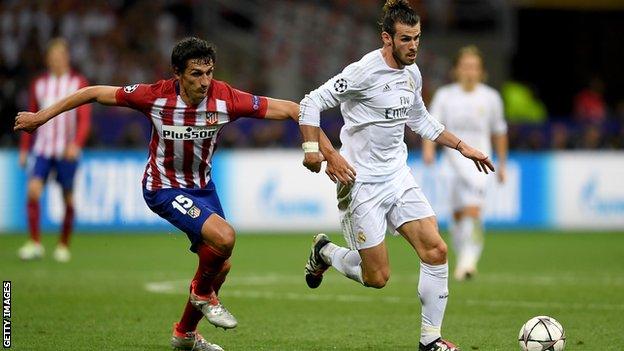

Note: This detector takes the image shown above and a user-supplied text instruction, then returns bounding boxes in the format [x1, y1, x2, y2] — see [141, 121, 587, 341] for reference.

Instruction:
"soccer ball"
[518, 316, 566, 351]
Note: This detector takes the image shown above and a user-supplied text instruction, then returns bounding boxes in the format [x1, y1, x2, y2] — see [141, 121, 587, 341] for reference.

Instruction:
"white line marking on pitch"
[145, 278, 624, 311]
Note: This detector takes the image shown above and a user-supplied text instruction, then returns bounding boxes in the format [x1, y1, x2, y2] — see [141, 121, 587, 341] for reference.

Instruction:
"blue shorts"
[143, 181, 225, 252]
[29, 156, 78, 191]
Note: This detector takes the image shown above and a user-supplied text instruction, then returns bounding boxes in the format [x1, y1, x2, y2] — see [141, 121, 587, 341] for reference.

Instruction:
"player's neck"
[460, 81, 478, 92]
[50, 67, 69, 77]
[381, 47, 404, 70]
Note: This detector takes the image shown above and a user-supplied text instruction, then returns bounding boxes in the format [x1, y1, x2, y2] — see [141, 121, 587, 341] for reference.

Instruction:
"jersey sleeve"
[299, 62, 369, 127]
[227, 87, 268, 119]
[406, 69, 444, 141]
[75, 75, 91, 147]
[489, 91, 507, 135]
[115, 83, 152, 112]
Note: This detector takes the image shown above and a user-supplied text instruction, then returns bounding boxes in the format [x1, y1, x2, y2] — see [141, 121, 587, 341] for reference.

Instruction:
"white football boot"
[17, 240, 44, 260]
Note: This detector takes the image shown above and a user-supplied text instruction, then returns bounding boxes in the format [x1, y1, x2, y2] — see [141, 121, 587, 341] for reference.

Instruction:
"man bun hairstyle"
[171, 37, 217, 74]
[380, 0, 420, 37]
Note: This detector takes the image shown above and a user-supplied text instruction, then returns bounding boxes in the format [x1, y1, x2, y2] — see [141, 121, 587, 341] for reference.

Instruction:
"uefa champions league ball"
[518, 316, 566, 351]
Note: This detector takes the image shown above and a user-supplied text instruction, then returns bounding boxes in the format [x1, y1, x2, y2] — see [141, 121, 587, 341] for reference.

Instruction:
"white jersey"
[430, 83, 507, 179]
[300, 49, 444, 183]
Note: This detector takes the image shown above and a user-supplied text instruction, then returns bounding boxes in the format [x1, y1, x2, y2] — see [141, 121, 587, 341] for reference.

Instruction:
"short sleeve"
[115, 83, 152, 111]
[228, 88, 268, 119]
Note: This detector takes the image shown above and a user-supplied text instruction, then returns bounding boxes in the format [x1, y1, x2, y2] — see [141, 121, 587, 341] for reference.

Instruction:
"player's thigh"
[143, 186, 225, 253]
[397, 216, 447, 265]
[27, 156, 52, 199]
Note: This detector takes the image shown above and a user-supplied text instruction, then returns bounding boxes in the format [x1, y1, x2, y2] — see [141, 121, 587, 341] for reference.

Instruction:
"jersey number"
[172, 195, 194, 214]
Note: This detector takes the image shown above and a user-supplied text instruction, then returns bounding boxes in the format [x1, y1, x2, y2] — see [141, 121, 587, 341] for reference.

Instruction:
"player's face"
[391, 22, 421, 66]
[47, 45, 70, 75]
[455, 53, 483, 86]
[178, 59, 214, 105]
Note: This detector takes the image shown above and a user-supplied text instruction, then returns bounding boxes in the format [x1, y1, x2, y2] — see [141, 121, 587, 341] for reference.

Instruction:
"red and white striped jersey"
[20, 72, 91, 158]
[115, 78, 268, 190]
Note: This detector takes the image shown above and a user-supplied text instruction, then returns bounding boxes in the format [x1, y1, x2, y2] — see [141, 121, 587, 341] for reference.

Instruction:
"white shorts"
[338, 169, 435, 250]
[448, 172, 487, 211]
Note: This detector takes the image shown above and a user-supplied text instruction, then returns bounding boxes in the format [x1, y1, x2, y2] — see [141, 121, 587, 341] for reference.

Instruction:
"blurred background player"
[423, 45, 508, 281]
[15, 36, 349, 351]
[298, 1, 495, 350]
[17, 38, 91, 263]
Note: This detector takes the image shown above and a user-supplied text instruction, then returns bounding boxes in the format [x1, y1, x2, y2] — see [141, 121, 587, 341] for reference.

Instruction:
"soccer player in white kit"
[298, 2, 494, 351]
[423, 46, 508, 281]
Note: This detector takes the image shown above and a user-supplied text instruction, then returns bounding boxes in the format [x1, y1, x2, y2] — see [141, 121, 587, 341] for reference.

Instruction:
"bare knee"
[203, 225, 236, 255]
[421, 241, 447, 265]
[363, 270, 390, 289]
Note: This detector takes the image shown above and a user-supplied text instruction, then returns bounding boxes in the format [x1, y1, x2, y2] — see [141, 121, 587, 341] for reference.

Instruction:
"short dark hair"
[379, 0, 420, 37]
[171, 37, 217, 74]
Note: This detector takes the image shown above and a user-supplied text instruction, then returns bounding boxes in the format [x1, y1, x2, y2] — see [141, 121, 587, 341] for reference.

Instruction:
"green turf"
[1, 231, 623, 350]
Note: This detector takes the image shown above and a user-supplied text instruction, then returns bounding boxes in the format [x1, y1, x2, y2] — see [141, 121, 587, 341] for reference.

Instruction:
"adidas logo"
[383, 84, 391, 92]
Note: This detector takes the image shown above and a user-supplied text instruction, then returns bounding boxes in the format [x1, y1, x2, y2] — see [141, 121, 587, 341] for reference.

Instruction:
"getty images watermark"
[3, 281, 10, 348]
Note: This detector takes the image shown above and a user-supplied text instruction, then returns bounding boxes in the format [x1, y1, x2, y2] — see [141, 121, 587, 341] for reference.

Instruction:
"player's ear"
[381, 31, 392, 47]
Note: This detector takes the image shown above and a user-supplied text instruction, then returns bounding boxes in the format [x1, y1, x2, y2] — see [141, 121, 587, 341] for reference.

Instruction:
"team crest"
[206, 112, 218, 125]
[334, 78, 348, 93]
[356, 231, 367, 244]
[187, 206, 201, 219]
[123, 84, 139, 93]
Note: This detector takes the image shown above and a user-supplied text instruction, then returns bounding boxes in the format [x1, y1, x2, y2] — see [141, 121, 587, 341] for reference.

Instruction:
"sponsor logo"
[382, 84, 391, 92]
[333, 78, 348, 93]
[252, 95, 260, 111]
[123, 84, 139, 93]
[162, 125, 219, 140]
[582, 175, 624, 215]
[187, 206, 201, 219]
[356, 231, 366, 244]
[3, 281, 10, 348]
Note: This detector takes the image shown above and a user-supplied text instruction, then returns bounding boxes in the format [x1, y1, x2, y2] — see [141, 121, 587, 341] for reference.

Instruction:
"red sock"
[59, 204, 74, 246]
[194, 243, 229, 296]
[212, 259, 231, 295]
[176, 298, 203, 333]
[177, 245, 231, 333]
[27, 199, 40, 243]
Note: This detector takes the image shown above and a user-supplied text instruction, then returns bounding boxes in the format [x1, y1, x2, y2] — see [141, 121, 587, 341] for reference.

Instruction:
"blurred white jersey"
[429, 83, 507, 181]
[300, 49, 444, 183]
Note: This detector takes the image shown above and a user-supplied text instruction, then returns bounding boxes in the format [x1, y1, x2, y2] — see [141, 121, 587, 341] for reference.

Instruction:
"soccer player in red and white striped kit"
[15, 37, 355, 351]
[18, 38, 91, 263]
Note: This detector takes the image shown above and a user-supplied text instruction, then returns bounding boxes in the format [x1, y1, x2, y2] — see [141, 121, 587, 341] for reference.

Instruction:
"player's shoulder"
[478, 83, 502, 99]
[434, 83, 457, 97]
[342, 50, 380, 83]
[134, 78, 177, 98]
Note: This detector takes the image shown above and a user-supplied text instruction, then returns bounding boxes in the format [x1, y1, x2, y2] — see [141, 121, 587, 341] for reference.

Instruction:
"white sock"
[320, 243, 364, 285]
[455, 216, 474, 271]
[419, 261, 449, 345]
[458, 216, 483, 270]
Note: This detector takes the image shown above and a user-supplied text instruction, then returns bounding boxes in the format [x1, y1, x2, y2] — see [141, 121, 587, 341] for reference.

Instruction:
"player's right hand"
[14, 111, 46, 133]
[302, 152, 323, 173]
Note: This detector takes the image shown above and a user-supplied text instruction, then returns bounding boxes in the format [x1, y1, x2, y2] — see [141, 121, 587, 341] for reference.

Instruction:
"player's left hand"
[458, 143, 495, 174]
[14, 111, 46, 133]
[65, 143, 81, 161]
[324, 152, 356, 185]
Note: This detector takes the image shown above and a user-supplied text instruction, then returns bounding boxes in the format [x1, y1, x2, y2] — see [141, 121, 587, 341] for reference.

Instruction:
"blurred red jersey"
[115, 78, 268, 190]
[21, 72, 91, 157]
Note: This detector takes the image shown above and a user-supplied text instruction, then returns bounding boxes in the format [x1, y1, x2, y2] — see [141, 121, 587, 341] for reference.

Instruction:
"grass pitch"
[1, 230, 623, 350]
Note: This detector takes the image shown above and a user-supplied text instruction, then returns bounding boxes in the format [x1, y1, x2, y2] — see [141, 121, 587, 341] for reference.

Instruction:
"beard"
[392, 44, 416, 66]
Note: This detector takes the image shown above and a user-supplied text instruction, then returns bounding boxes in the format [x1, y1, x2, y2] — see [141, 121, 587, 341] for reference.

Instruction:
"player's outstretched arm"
[435, 130, 495, 174]
[14, 86, 119, 133]
[265, 98, 355, 183]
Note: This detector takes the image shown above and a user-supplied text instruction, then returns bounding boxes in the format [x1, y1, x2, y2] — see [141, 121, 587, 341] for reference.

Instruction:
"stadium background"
[1, 1, 623, 350]
[0, 0, 623, 232]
